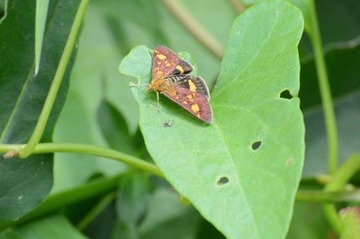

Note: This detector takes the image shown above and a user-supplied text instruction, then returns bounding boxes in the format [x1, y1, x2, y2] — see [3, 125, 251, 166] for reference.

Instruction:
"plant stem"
[228, 0, 245, 14]
[77, 192, 116, 230]
[325, 154, 360, 192]
[161, 0, 224, 59]
[307, 0, 338, 175]
[1, 142, 164, 177]
[19, 0, 89, 158]
[323, 154, 360, 234]
[39, 143, 164, 177]
[296, 188, 360, 203]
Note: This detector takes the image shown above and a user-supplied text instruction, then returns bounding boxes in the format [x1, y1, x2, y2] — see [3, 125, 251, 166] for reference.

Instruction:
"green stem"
[228, 0, 245, 14]
[19, 0, 89, 158]
[296, 188, 360, 203]
[307, 0, 338, 175]
[324, 154, 360, 192]
[161, 0, 224, 59]
[323, 154, 360, 234]
[1, 143, 163, 177]
[77, 192, 116, 230]
[307, 3, 340, 230]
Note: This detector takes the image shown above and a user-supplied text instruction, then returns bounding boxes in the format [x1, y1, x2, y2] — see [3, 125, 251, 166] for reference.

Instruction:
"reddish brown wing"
[161, 75, 212, 123]
[150, 45, 213, 123]
[152, 45, 193, 79]
[177, 75, 210, 99]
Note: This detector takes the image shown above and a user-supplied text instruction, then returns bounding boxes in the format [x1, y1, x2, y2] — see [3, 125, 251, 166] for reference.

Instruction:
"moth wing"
[177, 76, 210, 99]
[152, 45, 193, 79]
[162, 82, 212, 123]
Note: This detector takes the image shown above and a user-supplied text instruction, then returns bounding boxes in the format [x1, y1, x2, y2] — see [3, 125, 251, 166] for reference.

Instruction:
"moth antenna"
[129, 82, 149, 88]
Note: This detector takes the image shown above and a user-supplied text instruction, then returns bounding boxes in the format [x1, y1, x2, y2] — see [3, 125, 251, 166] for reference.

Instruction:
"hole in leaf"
[280, 90, 293, 99]
[217, 176, 229, 186]
[252, 141, 261, 150]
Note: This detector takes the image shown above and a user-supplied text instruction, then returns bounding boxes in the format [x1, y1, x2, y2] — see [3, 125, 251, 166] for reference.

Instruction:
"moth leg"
[156, 91, 160, 112]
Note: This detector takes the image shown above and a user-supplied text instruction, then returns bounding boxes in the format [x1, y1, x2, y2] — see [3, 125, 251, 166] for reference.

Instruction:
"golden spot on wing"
[182, 101, 188, 105]
[186, 95, 194, 99]
[175, 65, 184, 74]
[188, 80, 197, 92]
[156, 53, 167, 60]
[191, 104, 200, 113]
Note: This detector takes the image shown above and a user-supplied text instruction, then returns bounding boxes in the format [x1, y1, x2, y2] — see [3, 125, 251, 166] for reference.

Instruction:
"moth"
[147, 45, 213, 123]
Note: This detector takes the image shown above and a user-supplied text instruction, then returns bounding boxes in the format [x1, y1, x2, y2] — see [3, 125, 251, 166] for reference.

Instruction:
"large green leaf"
[120, 1, 304, 238]
[0, 0, 79, 222]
